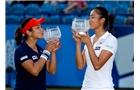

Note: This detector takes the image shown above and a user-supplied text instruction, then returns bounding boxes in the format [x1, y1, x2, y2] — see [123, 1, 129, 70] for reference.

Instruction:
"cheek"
[34, 30, 43, 37]
[92, 19, 100, 25]
[90, 20, 100, 29]
[91, 19, 96, 24]
[90, 19, 97, 26]
[37, 29, 43, 34]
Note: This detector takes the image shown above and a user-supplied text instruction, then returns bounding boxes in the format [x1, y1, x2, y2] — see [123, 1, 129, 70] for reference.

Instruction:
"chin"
[90, 27, 94, 30]
[40, 36, 43, 38]
[38, 35, 44, 39]
[37, 37, 43, 40]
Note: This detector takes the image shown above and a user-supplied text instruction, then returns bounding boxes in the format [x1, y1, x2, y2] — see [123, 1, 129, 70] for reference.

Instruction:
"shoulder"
[107, 34, 118, 43]
[102, 33, 118, 53]
[15, 45, 24, 52]
[15, 44, 28, 54]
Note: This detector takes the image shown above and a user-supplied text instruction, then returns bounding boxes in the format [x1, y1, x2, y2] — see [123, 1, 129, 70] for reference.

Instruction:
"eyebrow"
[90, 14, 94, 16]
[36, 24, 41, 27]
[34, 25, 41, 28]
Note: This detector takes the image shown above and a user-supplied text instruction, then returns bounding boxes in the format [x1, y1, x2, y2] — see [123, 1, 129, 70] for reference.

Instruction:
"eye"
[91, 17, 94, 19]
[37, 26, 40, 29]
[37, 25, 42, 29]
[90, 16, 94, 19]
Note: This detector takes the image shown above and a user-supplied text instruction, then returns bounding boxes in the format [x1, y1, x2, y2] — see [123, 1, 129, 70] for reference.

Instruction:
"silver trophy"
[72, 17, 90, 35]
[43, 26, 61, 42]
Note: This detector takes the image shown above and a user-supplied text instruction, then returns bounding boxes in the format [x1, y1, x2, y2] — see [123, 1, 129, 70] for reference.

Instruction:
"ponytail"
[15, 27, 23, 46]
[108, 14, 115, 35]
[14, 17, 33, 46]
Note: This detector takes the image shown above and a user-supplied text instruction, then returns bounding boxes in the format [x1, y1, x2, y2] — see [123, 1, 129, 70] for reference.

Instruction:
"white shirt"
[81, 31, 118, 90]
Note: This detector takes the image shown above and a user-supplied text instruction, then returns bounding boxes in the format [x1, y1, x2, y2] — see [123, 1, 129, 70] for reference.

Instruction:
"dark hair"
[15, 17, 33, 46]
[94, 6, 115, 35]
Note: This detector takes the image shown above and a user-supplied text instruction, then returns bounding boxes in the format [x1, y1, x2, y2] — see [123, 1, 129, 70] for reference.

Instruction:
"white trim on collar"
[100, 31, 110, 40]
[90, 31, 110, 40]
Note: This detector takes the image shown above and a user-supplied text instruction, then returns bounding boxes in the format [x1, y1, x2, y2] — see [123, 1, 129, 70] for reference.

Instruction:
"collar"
[91, 31, 110, 40]
[21, 41, 40, 53]
[99, 31, 110, 40]
[90, 31, 111, 45]
[22, 41, 33, 51]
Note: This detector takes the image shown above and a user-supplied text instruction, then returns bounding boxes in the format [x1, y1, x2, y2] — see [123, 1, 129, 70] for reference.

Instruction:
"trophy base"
[78, 32, 86, 36]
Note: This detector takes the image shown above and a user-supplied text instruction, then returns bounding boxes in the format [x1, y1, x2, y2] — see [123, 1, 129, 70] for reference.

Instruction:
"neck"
[25, 39, 37, 49]
[94, 27, 106, 39]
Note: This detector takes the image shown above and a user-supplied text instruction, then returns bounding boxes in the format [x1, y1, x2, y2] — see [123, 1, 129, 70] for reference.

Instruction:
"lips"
[89, 22, 92, 25]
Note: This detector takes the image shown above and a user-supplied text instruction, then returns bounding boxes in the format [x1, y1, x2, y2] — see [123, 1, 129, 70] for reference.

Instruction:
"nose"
[89, 18, 91, 23]
[41, 27, 45, 31]
[40, 28, 44, 33]
[88, 19, 92, 25]
[42, 28, 44, 31]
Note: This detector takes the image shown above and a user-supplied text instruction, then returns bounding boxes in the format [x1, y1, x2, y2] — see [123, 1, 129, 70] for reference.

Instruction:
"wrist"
[45, 49, 51, 53]
[40, 50, 51, 60]
[86, 41, 92, 47]
[51, 51, 56, 54]
[76, 42, 81, 45]
[43, 50, 50, 55]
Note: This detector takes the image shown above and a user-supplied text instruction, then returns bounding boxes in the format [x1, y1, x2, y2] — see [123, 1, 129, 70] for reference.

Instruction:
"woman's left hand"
[78, 32, 91, 45]
[52, 38, 61, 53]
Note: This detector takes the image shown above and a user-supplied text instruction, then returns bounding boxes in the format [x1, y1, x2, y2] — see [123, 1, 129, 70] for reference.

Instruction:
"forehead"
[32, 24, 41, 28]
[90, 9, 98, 16]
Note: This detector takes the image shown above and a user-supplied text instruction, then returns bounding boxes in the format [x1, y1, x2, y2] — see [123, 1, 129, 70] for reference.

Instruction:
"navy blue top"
[14, 41, 46, 90]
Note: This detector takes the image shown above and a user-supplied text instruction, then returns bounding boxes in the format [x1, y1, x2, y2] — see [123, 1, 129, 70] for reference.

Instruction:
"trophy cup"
[43, 26, 61, 43]
[72, 17, 90, 36]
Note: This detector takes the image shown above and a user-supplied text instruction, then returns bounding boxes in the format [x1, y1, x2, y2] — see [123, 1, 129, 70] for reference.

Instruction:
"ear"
[26, 30, 32, 36]
[100, 18, 105, 24]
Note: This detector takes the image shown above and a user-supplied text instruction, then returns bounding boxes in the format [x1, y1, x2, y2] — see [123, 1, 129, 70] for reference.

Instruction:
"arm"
[75, 42, 86, 70]
[64, 1, 77, 13]
[67, 1, 73, 6]
[86, 42, 113, 70]
[46, 52, 57, 74]
[21, 58, 46, 76]
[21, 40, 56, 76]
[46, 39, 61, 74]
[81, 35, 117, 70]
[72, 30, 86, 70]
[79, 1, 88, 11]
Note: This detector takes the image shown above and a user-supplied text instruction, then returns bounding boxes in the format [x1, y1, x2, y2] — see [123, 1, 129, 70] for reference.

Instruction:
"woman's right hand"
[71, 29, 81, 43]
[45, 40, 57, 53]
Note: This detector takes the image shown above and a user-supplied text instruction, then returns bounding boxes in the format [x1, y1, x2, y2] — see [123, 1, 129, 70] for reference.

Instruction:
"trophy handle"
[56, 26, 61, 38]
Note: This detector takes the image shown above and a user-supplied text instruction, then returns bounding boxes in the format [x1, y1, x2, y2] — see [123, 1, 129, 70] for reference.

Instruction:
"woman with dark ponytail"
[14, 17, 61, 90]
[72, 6, 118, 90]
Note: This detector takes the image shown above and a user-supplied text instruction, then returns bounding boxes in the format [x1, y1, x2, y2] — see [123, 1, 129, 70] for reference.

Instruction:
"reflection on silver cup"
[72, 17, 90, 35]
[44, 26, 61, 42]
